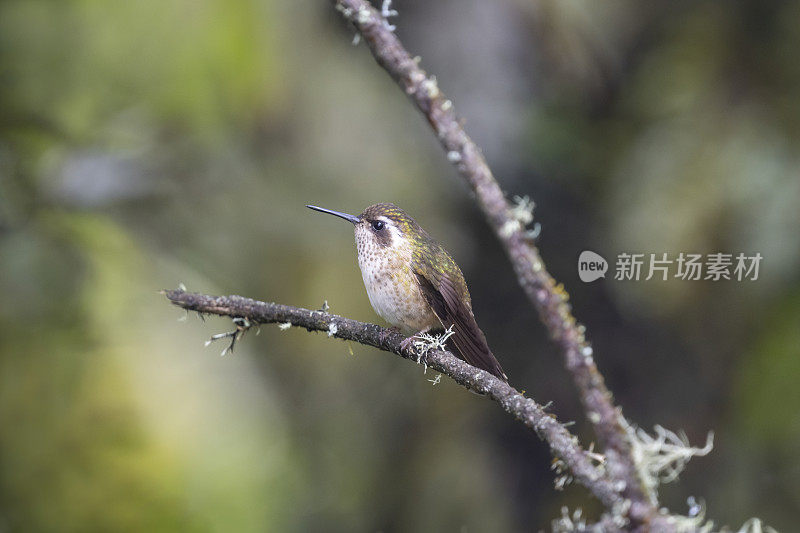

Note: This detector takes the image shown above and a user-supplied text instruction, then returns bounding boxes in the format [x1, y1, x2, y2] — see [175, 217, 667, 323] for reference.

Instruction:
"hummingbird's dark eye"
[371, 220, 385, 231]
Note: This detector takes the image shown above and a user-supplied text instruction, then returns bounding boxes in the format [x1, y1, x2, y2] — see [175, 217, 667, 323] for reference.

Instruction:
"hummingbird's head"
[306, 203, 422, 253]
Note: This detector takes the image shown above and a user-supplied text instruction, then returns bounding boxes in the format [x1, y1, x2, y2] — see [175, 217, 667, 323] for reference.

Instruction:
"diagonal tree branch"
[329, 0, 654, 522]
[163, 289, 622, 512]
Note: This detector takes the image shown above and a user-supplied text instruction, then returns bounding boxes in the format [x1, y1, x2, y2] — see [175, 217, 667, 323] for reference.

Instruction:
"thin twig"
[329, 0, 653, 523]
[163, 289, 621, 511]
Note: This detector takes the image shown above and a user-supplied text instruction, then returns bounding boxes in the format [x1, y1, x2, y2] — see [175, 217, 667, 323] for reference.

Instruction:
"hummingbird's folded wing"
[414, 272, 508, 382]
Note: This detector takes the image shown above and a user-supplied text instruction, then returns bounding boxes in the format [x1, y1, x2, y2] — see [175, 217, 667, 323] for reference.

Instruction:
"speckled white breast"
[355, 230, 438, 334]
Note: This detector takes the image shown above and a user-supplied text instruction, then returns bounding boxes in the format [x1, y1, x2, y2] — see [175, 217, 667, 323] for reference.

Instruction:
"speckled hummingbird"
[307, 203, 508, 381]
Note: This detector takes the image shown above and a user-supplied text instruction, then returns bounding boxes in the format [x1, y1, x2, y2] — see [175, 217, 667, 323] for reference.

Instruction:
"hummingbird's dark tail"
[447, 320, 508, 382]
[415, 273, 508, 382]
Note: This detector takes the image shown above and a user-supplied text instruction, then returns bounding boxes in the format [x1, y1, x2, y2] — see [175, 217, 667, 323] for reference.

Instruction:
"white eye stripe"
[386, 223, 402, 242]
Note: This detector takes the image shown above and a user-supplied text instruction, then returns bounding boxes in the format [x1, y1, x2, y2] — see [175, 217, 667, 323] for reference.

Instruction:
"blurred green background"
[1, 0, 798, 530]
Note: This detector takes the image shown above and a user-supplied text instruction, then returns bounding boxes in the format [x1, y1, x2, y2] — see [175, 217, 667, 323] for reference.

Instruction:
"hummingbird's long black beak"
[306, 205, 361, 225]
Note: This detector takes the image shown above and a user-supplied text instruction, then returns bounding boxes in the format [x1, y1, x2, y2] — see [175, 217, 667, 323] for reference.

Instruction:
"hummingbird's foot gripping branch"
[398, 327, 430, 355]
